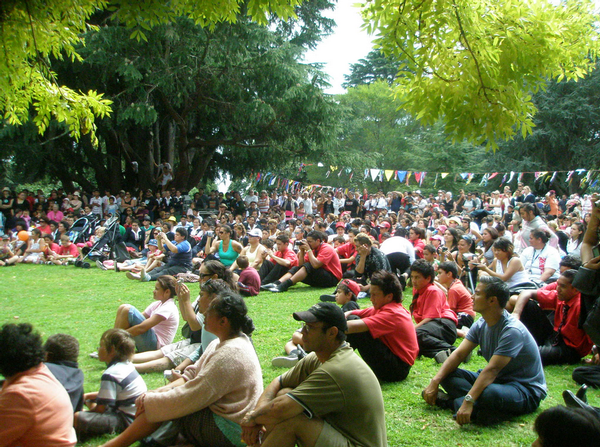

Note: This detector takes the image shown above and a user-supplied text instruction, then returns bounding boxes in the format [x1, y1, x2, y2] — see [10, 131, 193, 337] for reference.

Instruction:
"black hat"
[293, 302, 347, 332]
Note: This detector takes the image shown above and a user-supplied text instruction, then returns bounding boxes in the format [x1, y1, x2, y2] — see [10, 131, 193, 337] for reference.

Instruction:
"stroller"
[68, 214, 99, 244]
[76, 216, 129, 268]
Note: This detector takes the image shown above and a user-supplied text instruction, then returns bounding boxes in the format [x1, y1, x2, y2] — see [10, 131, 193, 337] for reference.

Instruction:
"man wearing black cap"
[241, 302, 387, 447]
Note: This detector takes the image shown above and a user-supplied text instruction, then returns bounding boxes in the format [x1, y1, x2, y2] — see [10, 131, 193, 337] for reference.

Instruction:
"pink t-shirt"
[143, 299, 180, 348]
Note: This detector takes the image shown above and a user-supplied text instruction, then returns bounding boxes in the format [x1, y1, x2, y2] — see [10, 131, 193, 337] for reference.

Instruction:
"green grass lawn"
[0, 265, 592, 446]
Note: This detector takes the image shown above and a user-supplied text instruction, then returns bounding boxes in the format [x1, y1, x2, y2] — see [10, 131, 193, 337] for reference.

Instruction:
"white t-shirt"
[520, 245, 560, 282]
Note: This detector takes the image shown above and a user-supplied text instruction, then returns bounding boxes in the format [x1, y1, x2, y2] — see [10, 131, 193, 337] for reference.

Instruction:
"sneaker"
[126, 272, 140, 281]
[140, 267, 150, 282]
[320, 294, 336, 302]
[260, 283, 278, 291]
[272, 279, 292, 293]
[89, 351, 99, 359]
[272, 353, 299, 368]
[96, 260, 107, 270]
[434, 348, 453, 364]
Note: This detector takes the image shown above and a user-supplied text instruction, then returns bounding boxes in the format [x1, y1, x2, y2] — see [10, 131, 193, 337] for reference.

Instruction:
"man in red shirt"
[512, 269, 592, 365]
[261, 231, 342, 293]
[258, 234, 298, 285]
[438, 262, 475, 338]
[346, 271, 419, 382]
[409, 259, 458, 363]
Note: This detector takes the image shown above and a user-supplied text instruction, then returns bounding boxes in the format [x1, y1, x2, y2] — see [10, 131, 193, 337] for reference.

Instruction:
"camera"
[441, 246, 449, 252]
[206, 231, 214, 237]
[294, 240, 304, 247]
[462, 253, 477, 262]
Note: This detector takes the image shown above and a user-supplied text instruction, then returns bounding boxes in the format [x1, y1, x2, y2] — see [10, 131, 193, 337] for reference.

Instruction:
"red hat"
[339, 279, 360, 297]
[378, 221, 391, 229]
[336, 222, 346, 228]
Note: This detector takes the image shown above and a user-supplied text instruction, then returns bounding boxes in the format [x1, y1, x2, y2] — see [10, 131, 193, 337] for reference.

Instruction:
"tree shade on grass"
[0, 265, 585, 446]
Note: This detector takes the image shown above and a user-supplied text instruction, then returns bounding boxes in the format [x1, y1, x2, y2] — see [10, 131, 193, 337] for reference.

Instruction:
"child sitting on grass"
[75, 329, 147, 441]
[44, 333, 85, 412]
[48, 234, 79, 265]
[271, 278, 360, 368]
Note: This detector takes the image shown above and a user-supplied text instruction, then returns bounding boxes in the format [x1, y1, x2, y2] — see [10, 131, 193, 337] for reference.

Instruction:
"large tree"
[0, 0, 303, 144]
[0, 4, 341, 192]
[360, 0, 600, 147]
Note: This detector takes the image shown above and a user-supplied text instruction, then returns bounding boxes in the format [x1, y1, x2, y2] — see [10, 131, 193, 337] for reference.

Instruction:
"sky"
[303, 2, 376, 95]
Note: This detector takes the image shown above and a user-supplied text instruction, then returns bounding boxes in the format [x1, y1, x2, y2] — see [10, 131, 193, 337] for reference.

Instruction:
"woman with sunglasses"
[130, 278, 232, 374]
[205, 224, 242, 268]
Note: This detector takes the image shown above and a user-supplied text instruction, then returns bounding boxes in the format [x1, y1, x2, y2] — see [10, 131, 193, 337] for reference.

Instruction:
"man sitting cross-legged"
[261, 230, 342, 293]
[512, 269, 593, 365]
[241, 302, 387, 447]
[422, 276, 547, 425]
[345, 270, 419, 382]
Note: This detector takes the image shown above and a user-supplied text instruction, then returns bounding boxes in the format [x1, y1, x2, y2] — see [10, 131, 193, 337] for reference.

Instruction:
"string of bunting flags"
[248, 166, 599, 194]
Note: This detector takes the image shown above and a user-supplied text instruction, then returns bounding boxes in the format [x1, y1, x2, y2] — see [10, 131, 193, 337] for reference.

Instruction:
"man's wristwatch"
[464, 394, 475, 403]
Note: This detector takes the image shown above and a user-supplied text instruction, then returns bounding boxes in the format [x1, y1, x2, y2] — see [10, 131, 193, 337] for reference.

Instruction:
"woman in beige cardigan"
[101, 293, 263, 447]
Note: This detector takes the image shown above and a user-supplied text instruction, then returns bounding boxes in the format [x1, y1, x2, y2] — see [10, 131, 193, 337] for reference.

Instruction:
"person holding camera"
[261, 230, 342, 293]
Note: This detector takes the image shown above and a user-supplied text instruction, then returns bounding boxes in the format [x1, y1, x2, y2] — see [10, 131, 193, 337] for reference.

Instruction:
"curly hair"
[0, 323, 45, 377]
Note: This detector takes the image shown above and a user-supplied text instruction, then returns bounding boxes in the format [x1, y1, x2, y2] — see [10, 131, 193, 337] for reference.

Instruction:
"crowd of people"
[1, 182, 600, 447]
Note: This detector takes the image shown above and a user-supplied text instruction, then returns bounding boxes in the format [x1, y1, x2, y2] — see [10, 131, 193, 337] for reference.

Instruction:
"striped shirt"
[96, 361, 147, 417]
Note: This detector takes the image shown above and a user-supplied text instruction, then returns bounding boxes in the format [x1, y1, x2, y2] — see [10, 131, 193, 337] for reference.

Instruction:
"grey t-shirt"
[466, 310, 547, 400]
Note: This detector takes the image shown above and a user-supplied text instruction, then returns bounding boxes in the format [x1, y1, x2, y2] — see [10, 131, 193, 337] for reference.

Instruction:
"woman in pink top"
[110, 276, 180, 353]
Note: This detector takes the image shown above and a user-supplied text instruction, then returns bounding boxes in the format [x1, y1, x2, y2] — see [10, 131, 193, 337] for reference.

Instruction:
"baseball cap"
[338, 279, 360, 297]
[147, 239, 158, 247]
[293, 302, 347, 332]
[248, 229, 262, 237]
[335, 222, 346, 228]
[378, 221, 391, 229]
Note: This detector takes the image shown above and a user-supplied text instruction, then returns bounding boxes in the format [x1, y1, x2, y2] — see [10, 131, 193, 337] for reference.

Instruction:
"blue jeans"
[441, 368, 542, 418]
[128, 307, 158, 352]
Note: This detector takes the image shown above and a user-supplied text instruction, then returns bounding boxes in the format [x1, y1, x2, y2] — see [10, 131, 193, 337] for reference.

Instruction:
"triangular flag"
[441, 173, 449, 179]
[419, 172, 425, 186]
[414, 172, 422, 183]
[499, 173, 507, 186]
[507, 171, 515, 184]
[370, 169, 380, 182]
[385, 170, 394, 181]
[433, 173, 439, 187]
[488, 172, 498, 180]
[406, 171, 412, 186]
[397, 171, 407, 182]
